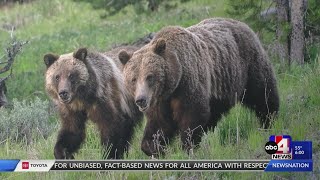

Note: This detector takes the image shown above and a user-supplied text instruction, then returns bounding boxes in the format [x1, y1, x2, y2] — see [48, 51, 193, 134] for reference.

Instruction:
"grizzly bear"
[44, 48, 143, 159]
[119, 18, 279, 157]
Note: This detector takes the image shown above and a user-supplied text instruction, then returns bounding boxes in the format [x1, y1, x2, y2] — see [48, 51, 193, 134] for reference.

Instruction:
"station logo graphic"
[265, 135, 292, 159]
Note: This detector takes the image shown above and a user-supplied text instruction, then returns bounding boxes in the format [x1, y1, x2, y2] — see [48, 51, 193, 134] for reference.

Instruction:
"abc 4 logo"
[265, 135, 291, 155]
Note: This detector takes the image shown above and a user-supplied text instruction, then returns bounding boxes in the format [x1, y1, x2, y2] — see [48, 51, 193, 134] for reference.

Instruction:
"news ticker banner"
[0, 135, 313, 172]
[0, 159, 313, 172]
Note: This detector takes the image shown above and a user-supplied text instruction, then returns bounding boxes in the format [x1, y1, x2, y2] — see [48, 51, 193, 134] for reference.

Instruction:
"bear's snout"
[135, 96, 148, 111]
[59, 90, 70, 102]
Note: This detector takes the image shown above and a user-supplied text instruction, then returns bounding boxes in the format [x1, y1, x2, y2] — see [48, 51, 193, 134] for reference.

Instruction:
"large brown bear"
[44, 48, 143, 159]
[119, 18, 279, 157]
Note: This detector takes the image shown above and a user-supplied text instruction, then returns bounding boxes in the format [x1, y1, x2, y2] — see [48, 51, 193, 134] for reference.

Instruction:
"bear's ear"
[118, 50, 132, 65]
[153, 38, 166, 55]
[43, 53, 59, 68]
[73, 48, 88, 61]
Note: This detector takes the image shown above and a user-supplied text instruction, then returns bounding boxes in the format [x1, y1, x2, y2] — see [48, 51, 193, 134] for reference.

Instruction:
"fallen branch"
[0, 35, 28, 82]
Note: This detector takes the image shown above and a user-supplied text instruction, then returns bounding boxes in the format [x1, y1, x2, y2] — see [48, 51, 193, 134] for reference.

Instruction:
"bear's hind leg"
[100, 130, 125, 159]
[100, 116, 137, 159]
[243, 74, 279, 128]
[207, 99, 233, 131]
[94, 112, 130, 159]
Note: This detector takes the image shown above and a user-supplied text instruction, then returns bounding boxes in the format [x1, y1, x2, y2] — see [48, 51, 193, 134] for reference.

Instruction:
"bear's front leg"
[176, 103, 210, 154]
[141, 106, 177, 157]
[54, 110, 87, 159]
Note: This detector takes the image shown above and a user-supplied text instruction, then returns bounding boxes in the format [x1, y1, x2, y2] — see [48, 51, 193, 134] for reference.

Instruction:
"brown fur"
[121, 18, 279, 157]
[104, 32, 154, 70]
[44, 48, 142, 159]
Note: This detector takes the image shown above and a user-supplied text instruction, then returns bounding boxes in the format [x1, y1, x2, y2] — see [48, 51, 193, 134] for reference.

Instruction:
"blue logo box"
[291, 141, 312, 160]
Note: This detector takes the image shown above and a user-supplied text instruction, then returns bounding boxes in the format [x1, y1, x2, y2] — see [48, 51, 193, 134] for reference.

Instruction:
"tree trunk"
[275, 0, 290, 64]
[290, 0, 305, 65]
[148, 0, 159, 11]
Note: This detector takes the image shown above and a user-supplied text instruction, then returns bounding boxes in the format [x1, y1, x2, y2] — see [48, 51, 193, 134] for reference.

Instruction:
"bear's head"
[119, 38, 182, 112]
[44, 48, 90, 104]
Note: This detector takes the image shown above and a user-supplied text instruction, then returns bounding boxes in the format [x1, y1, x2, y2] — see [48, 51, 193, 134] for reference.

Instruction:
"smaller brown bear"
[120, 18, 279, 157]
[44, 48, 142, 159]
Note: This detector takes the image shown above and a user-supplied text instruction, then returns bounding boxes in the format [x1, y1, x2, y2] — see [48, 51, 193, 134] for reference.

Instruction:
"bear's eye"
[55, 75, 60, 82]
[69, 73, 78, 84]
[69, 74, 75, 81]
[131, 78, 136, 83]
[146, 74, 155, 84]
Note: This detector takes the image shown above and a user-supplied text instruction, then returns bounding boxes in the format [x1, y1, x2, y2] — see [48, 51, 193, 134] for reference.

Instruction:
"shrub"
[0, 97, 56, 144]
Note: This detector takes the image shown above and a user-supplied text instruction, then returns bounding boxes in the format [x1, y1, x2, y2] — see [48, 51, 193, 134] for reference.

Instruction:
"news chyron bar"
[0, 135, 312, 172]
[0, 160, 271, 172]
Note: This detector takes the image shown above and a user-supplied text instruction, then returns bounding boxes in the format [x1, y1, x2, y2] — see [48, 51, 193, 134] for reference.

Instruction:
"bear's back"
[151, 18, 254, 101]
[190, 18, 267, 65]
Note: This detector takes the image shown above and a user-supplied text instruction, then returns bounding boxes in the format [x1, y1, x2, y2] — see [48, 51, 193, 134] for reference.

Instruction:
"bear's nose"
[59, 90, 69, 100]
[135, 96, 147, 108]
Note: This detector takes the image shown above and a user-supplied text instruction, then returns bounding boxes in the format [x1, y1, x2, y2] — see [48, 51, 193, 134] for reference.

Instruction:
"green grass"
[0, 0, 319, 179]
